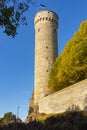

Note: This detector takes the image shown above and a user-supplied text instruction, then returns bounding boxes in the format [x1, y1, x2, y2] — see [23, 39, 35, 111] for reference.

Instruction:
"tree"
[0, 112, 16, 126]
[49, 20, 87, 92]
[0, 0, 30, 37]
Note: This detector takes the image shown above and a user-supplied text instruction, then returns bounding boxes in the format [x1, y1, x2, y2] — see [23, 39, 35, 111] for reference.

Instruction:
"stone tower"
[34, 10, 58, 105]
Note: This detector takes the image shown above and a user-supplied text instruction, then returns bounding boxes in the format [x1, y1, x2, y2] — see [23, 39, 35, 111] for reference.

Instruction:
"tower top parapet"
[34, 10, 58, 28]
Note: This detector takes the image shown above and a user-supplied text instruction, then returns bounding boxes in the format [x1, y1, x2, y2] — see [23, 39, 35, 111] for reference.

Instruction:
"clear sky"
[0, 0, 87, 121]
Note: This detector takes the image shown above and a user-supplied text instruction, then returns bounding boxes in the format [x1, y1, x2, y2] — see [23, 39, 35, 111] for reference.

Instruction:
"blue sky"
[0, 0, 87, 121]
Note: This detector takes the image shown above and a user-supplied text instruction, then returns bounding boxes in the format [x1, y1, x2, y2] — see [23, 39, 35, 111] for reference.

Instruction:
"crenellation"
[34, 17, 58, 27]
[34, 10, 58, 28]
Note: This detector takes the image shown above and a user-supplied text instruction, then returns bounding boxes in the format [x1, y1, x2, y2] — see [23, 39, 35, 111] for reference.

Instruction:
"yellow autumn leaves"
[49, 20, 87, 92]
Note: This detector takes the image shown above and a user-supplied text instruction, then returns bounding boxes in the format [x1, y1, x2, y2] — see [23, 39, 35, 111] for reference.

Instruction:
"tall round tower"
[34, 10, 58, 105]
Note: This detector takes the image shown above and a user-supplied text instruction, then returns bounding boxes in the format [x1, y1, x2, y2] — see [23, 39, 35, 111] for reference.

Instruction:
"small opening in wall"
[52, 19, 54, 22]
[49, 18, 51, 21]
[46, 17, 48, 20]
[46, 70, 48, 72]
[54, 29, 56, 32]
[46, 57, 48, 60]
[46, 46, 48, 48]
[43, 17, 45, 20]
[38, 28, 40, 32]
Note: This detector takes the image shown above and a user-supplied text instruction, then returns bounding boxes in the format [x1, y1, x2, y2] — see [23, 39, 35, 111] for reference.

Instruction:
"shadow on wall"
[66, 94, 87, 112]
[66, 104, 80, 112]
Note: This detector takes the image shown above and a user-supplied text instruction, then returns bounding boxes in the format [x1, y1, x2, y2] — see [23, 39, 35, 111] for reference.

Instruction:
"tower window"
[49, 18, 51, 21]
[54, 29, 56, 32]
[46, 70, 49, 72]
[38, 28, 40, 32]
[43, 17, 45, 20]
[46, 17, 48, 20]
[46, 46, 48, 48]
[52, 19, 54, 22]
[46, 57, 48, 60]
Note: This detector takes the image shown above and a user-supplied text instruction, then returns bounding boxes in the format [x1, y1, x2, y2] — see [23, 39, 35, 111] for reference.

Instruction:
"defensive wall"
[38, 79, 87, 114]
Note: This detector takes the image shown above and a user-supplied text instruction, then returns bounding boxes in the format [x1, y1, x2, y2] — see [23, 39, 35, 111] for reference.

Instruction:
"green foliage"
[49, 20, 87, 92]
[44, 111, 87, 130]
[0, 112, 16, 126]
[0, 0, 29, 37]
[1, 111, 87, 130]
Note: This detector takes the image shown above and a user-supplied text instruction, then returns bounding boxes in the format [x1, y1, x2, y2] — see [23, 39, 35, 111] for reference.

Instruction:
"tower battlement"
[34, 10, 58, 28]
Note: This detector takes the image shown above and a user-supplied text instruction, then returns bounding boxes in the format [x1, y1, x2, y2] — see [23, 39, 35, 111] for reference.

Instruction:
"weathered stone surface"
[34, 10, 58, 105]
[38, 79, 87, 114]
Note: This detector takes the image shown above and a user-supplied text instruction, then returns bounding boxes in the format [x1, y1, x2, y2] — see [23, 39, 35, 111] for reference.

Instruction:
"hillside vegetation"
[1, 111, 87, 130]
[49, 20, 87, 92]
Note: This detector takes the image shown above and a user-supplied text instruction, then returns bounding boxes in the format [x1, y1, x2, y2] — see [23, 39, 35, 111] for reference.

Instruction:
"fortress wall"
[38, 79, 87, 114]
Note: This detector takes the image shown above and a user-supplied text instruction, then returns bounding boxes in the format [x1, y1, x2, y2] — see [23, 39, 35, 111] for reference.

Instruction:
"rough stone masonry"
[34, 10, 58, 105]
[39, 79, 87, 114]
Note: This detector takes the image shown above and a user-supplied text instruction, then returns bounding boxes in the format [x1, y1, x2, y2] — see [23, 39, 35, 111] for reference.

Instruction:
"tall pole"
[17, 106, 20, 118]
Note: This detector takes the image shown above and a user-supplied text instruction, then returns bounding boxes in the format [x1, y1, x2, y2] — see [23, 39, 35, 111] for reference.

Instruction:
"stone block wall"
[38, 79, 87, 114]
